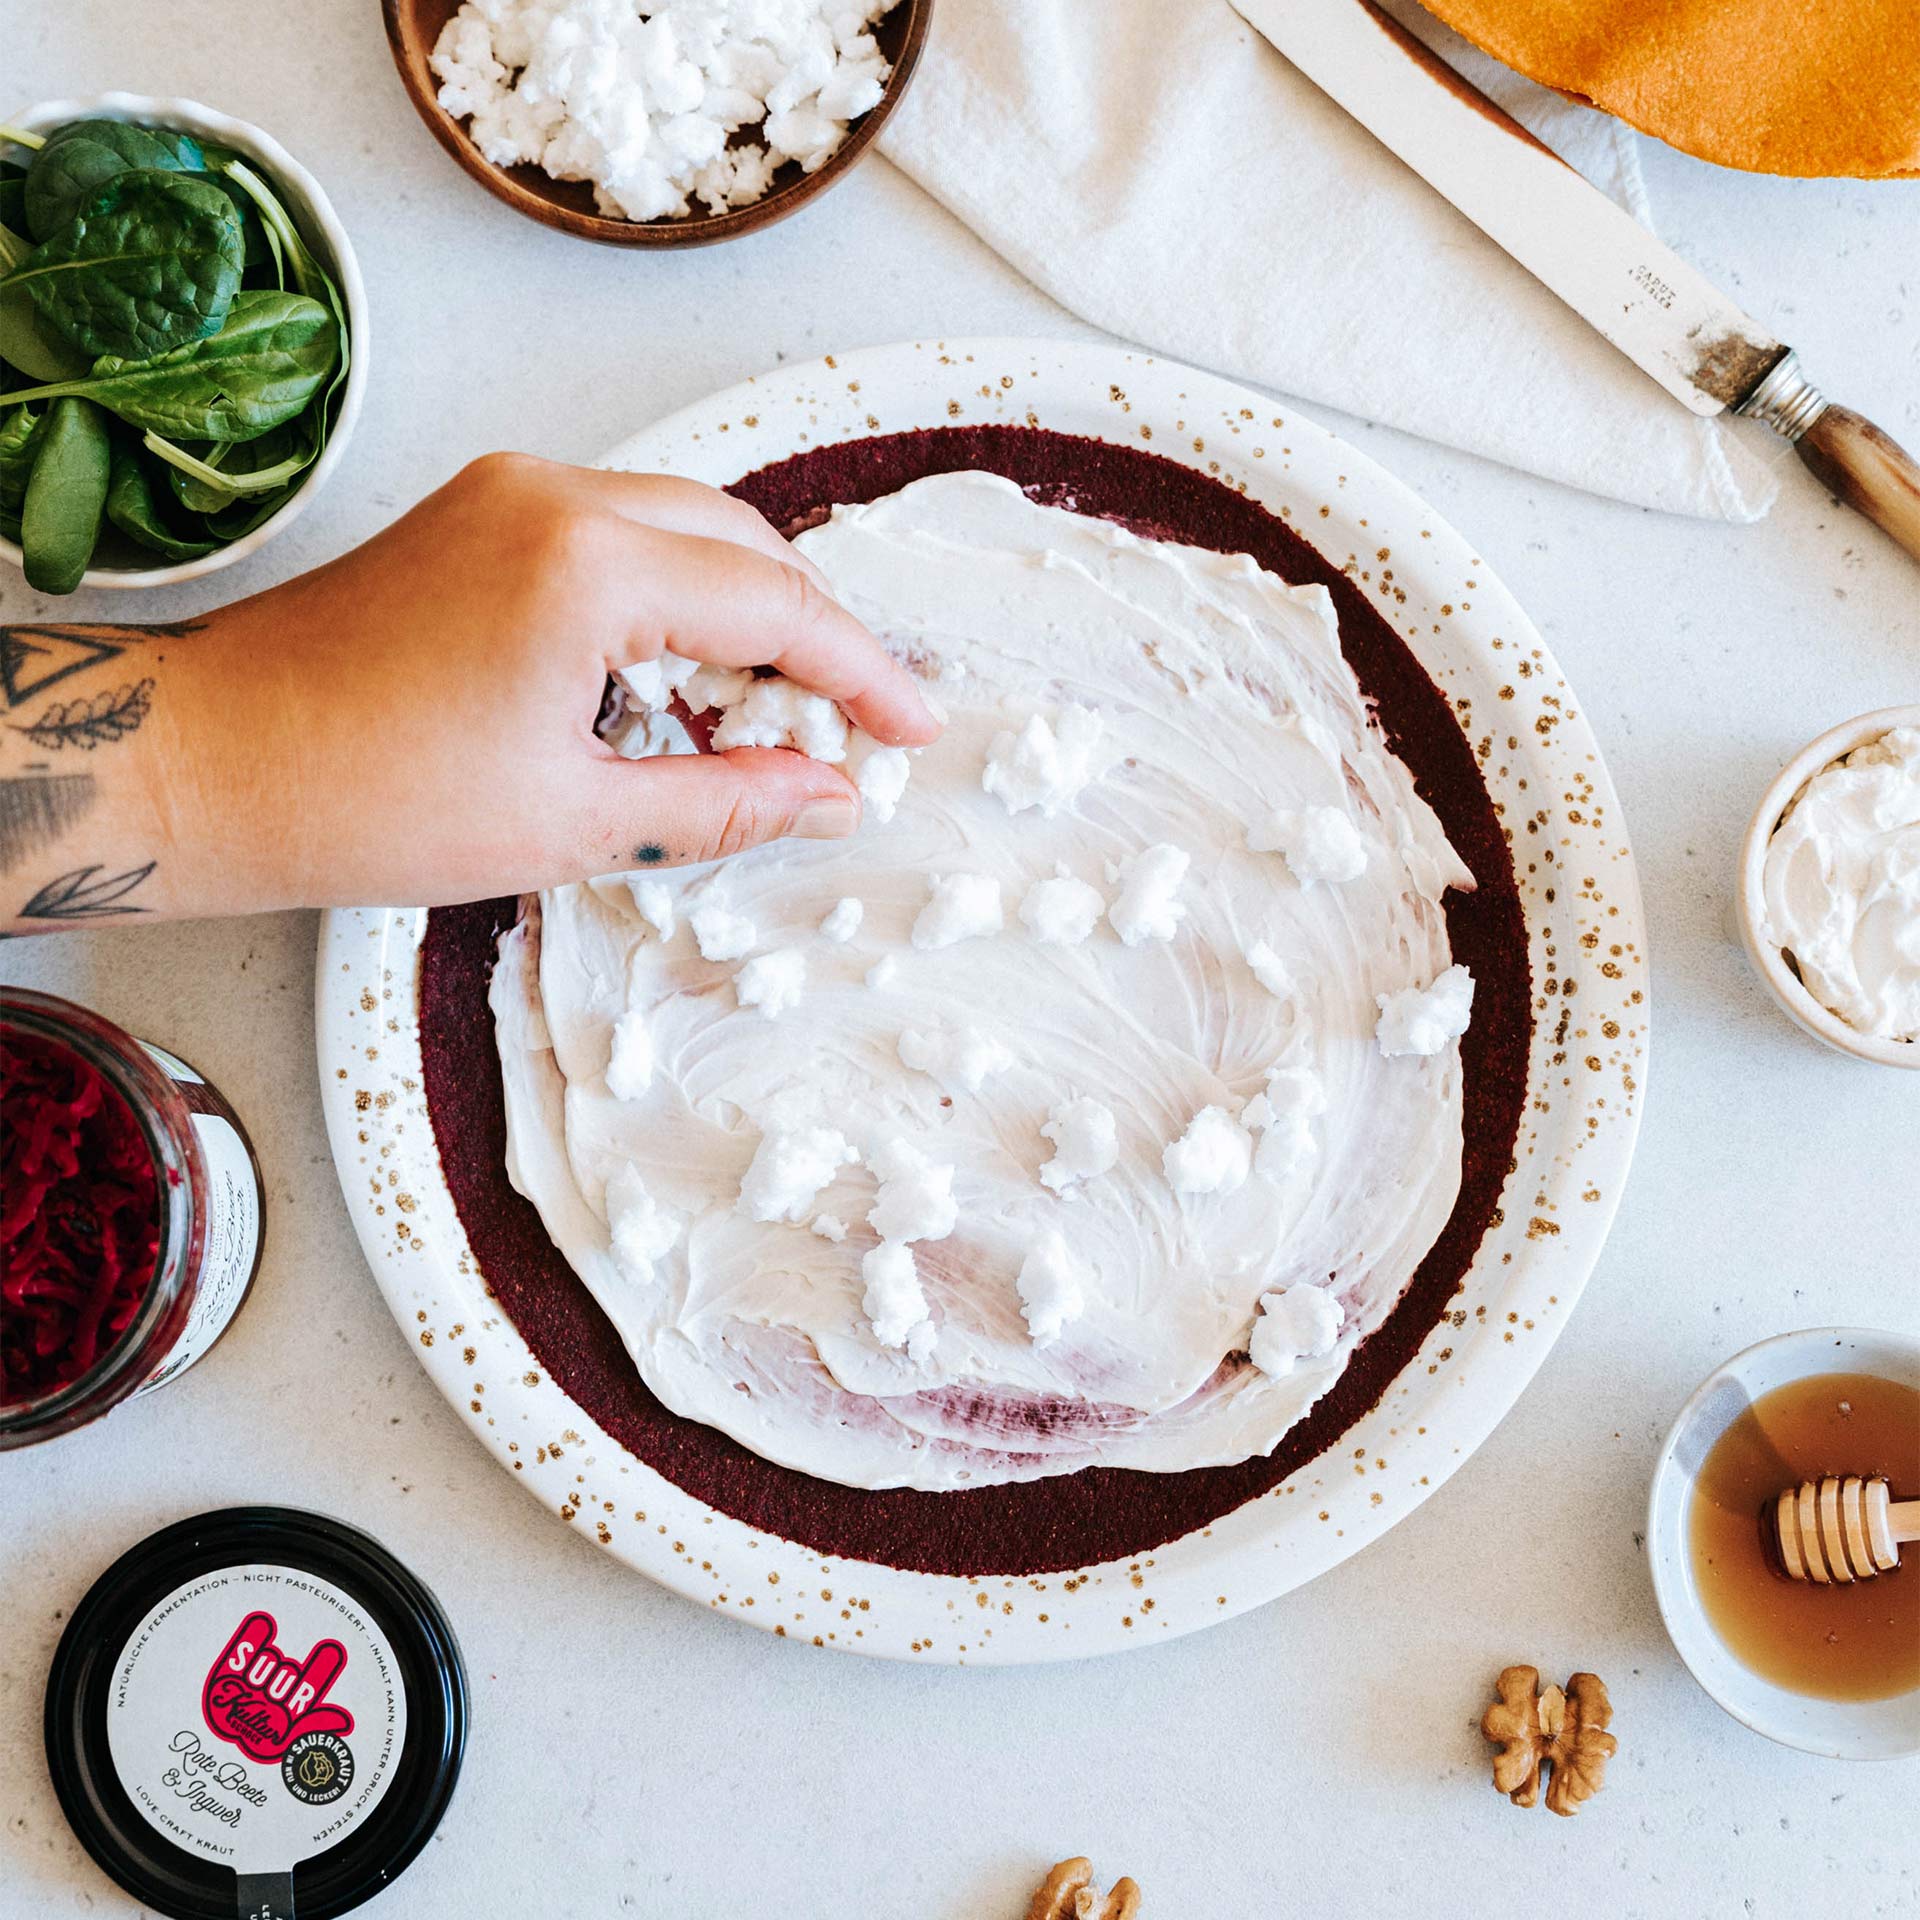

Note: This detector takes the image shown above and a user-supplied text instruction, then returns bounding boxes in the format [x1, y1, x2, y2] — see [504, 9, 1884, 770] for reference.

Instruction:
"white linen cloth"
[876, 0, 1781, 521]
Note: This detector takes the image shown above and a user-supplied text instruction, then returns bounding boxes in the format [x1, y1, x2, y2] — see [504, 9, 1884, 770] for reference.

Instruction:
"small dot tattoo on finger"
[634, 844, 666, 865]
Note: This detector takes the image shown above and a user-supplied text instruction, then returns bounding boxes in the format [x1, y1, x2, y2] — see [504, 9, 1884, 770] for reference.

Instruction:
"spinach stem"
[0, 125, 48, 151]
[142, 429, 310, 496]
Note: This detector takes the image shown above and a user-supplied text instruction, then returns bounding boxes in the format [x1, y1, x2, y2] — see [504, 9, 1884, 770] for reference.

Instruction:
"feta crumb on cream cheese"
[491, 471, 1479, 1493]
[736, 947, 807, 1018]
[911, 871, 1004, 950]
[1375, 963, 1476, 1058]
[981, 703, 1107, 817]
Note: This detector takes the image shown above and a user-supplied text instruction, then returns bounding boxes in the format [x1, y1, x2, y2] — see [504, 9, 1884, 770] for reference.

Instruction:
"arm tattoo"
[0, 772, 97, 872]
[11, 678, 155, 750]
[14, 861, 157, 922]
[0, 618, 202, 709]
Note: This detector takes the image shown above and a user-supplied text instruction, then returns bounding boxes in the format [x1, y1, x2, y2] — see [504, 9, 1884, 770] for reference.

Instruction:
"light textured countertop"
[3, 6, 1918, 1916]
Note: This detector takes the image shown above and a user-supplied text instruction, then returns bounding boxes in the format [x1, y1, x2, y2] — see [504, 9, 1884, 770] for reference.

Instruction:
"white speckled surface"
[3, 3, 1917, 1914]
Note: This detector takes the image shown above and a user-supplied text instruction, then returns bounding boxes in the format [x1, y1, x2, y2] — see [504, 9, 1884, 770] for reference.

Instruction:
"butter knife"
[1231, 0, 1920, 563]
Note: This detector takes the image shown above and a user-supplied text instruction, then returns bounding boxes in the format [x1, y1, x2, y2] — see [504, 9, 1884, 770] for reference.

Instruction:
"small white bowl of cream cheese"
[1737, 706, 1920, 1068]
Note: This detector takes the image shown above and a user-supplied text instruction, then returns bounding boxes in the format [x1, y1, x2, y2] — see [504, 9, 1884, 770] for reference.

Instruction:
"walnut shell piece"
[1481, 1665, 1617, 1816]
[1026, 1856, 1143, 1919]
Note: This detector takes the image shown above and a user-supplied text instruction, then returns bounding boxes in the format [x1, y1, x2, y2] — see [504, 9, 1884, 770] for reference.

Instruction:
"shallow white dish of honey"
[1648, 1327, 1920, 1759]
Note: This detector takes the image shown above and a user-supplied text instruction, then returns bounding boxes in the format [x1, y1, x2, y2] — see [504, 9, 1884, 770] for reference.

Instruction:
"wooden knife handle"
[1795, 405, 1920, 565]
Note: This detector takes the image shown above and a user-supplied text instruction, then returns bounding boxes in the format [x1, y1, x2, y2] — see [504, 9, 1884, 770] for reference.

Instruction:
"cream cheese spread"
[491, 471, 1478, 1490]
[1760, 726, 1920, 1043]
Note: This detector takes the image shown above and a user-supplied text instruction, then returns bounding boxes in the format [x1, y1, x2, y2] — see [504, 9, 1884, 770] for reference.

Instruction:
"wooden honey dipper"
[1772, 1476, 1920, 1582]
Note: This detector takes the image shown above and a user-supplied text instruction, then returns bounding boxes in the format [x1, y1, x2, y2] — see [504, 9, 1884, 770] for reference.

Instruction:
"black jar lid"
[45, 1508, 467, 1920]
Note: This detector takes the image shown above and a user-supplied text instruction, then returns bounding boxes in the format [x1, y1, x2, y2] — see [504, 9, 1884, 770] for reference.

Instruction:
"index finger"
[604, 522, 941, 748]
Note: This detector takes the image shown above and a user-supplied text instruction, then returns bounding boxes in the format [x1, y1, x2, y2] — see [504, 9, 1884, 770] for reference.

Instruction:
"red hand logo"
[202, 1610, 355, 1763]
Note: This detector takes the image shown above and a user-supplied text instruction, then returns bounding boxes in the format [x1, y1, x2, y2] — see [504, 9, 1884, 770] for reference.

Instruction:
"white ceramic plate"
[316, 340, 1648, 1664]
[1647, 1328, 1920, 1760]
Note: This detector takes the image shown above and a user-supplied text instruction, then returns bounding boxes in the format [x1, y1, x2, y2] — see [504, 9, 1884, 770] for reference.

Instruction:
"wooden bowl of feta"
[384, 0, 933, 247]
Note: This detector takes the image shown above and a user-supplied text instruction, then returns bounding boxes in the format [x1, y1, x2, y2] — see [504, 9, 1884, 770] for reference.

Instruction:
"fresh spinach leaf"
[0, 162, 26, 235]
[7, 170, 244, 362]
[0, 272, 91, 382]
[5, 289, 338, 440]
[105, 439, 217, 560]
[149, 413, 317, 502]
[22, 117, 205, 239]
[0, 401, 44, 512]
[0, 504, 20, 544]
[0, 219, 25, 273]
[20, 395, 110, 593]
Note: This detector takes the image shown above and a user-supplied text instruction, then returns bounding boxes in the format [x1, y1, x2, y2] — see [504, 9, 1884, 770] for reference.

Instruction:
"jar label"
[133, 1048, 263, 1395]
[105, 1563, 408, 1877]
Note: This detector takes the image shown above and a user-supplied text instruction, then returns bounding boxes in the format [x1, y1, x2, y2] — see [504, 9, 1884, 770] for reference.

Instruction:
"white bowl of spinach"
[0, 94, 366, 592]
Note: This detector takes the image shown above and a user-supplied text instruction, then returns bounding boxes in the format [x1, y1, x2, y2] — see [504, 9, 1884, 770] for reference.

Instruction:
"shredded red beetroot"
[1, 1025, 160, 1405]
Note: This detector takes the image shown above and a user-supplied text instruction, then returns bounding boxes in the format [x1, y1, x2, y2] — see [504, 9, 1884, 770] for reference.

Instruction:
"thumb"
[573, 747, 860, 872]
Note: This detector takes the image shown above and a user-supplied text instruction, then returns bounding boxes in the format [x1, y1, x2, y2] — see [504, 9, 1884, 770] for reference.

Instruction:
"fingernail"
[790, 796, 858, 840]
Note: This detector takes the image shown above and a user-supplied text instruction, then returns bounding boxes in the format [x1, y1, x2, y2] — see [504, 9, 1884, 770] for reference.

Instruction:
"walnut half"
[1481, 1666, 1617, 1816]
[1025, 1856, 1142, 1919]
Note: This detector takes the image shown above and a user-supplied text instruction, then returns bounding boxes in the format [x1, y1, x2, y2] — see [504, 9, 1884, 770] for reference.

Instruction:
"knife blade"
[1231, 0, 1920, 562]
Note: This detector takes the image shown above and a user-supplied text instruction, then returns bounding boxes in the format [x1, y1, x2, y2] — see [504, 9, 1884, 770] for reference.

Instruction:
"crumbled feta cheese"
[866, 1138, 957, 1243]
[981, 703, 1106, 817]
[897, 1025, 1016, 1093]
[680, 662, 755, 714]
[861, 1239, 931, 1349]
[711, 675, 850, 762]
[431, 0, 904, 223]
[1016, 1230, 1091, 1346]
[911, 872, 1004, 950]
[1249, 805, 1368, 886]
[848, 737, 911, 822]
[1162, 1104, 1253, 1196]
[736, 947, 807, 1018]
[738, 1125, 857, 1222]
[1039, 1096, 1118, 1193]
[605, 1163, 679, 1281]
[819, 896, 863, 942]
[605, 1009, 654, 1101]
[1019, 869, 1105, 948]
[689, 901, 757, 961]
[630, 876, 676, 940]
[1244, 938, 1293, 999]
[810, 1212, 848, 1241]
[616, 652, 701, 712]
[865, 954, 898, 990]
[1375, 963, 1475, 1057]
[1244, 1063, 1328, 1186]
[1247, 1283, 1344, 1378]
[1107, 844, 1190, 946]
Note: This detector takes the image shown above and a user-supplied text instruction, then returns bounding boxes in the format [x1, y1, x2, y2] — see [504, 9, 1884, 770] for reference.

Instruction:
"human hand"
[0, 454, 941, 928]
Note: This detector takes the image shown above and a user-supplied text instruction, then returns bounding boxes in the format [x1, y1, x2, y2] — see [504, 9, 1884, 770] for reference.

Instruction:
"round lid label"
[106, 1563, 408, 1877]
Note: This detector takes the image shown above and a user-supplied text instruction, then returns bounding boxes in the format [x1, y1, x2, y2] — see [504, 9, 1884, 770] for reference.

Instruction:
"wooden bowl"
[382, 0, 934, 247]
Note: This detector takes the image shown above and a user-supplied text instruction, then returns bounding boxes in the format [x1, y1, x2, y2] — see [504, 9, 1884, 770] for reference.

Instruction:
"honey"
[1689, 1372, 1920, 1702]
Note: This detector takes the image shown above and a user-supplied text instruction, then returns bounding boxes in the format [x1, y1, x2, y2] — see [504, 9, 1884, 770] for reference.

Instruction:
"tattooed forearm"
[11, 679, 156, 750]
[0, 619, 202, 710]
[14, 861, 157, 923]
[0, 771, 97, 872]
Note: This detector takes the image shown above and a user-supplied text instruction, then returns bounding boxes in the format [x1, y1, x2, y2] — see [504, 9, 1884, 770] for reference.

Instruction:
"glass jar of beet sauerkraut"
[0, 988, 266, 1447]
